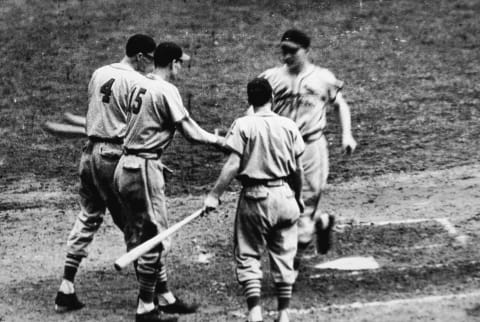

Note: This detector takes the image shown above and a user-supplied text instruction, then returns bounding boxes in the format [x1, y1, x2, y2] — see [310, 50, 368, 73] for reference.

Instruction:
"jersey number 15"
[128, 87, 147, 114]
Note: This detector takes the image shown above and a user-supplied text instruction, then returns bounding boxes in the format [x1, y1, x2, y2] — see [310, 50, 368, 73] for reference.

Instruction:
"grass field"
[1, 0, 480, 321]
[0, 0, 479, 193]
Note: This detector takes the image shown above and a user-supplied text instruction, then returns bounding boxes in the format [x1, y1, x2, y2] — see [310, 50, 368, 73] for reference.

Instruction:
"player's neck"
[121, 56, 137, 71]
[287, 60, 310, 75]
[152, 68, 170, 81]
[253, 102, 272, 114]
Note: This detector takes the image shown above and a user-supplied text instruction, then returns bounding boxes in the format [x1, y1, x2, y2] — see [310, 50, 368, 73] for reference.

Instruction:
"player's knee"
[297, 217, 315, 243]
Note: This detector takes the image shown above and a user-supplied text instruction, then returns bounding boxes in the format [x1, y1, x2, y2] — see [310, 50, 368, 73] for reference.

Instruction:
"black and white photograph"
[0, 0, 479, 321]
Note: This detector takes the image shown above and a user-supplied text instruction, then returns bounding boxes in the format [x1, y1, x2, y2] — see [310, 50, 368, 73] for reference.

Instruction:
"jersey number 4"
[100, 78, 115, 103]
[129, 88, 147, 114]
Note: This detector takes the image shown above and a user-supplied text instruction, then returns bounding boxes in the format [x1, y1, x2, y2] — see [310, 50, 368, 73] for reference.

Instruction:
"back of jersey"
[86, 63, 145, 140]
[123, 74, 190, 152]
[226, 113, 305, 181]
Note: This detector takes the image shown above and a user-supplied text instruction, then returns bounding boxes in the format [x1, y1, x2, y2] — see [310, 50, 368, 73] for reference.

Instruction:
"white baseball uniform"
[260, 64, 343, 244]
[224, 111, 305, 285]
[66, 63, 146, 258]
[114, 73, 189, 275]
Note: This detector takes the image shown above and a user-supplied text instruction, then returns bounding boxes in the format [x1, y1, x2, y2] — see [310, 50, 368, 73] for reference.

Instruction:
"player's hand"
[342, 134, 357, 155]
[213, 134, 231, 154]
[203, 193, 220, 214]
[214, 135, 226, 147]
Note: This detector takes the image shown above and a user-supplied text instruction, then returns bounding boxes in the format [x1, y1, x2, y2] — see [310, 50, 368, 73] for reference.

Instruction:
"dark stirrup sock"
[275, 283, 292, 311]
[64, 254, 83, 282]
[138, 273, 157, 303]
[155, 265, 169, 294]
[242, 279, 261, 309]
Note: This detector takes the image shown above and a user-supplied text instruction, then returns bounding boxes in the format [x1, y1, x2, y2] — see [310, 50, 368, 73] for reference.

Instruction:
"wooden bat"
[114, 208, 204, 271]
[64, 112, 86, 127]
[42, 121, 86, 139]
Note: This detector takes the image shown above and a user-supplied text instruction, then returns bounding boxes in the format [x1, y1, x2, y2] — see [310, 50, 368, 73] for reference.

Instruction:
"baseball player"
[113, 42, 224, 322]
[204, 78, 305, 322]
[54, 34, 156, 313]
[257, 29, 357, 275]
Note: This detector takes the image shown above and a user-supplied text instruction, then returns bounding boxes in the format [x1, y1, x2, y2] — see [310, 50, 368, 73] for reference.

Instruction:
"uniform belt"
[88, 136, 123, 145]
[302, 131, 324, 143]
[123, 147, 163, 159]
[241, 178, 286, 187]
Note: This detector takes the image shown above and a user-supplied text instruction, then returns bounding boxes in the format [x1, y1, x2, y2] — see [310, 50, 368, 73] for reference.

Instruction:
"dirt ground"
[1, 163, 479, 321]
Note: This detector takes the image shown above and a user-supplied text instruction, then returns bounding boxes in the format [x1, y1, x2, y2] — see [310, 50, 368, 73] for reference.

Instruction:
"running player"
[54, 34, 156, 312]
[258, 29, 357, 276]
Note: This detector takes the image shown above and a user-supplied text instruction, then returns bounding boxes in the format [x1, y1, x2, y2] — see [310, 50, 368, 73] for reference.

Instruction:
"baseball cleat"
[315, 214, 335, 255]
[136, 308, 178, 322]
[157, 296, 199, 314]
[54, 291, 85, 313]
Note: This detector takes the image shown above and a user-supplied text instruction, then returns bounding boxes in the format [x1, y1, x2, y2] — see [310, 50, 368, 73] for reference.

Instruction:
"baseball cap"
[280, 29, 311, 49]
[154, 42, 191, 67]
[125, 34, 156, 57]
[247, 78, 272, 107]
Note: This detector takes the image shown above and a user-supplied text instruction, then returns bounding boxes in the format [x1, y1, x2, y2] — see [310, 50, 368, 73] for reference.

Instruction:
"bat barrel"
[114, 209, 204, 271]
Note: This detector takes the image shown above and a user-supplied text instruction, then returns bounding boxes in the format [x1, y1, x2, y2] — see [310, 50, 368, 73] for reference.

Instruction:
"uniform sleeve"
[258, 70, 267, 79]
[87, 70, 97, 99]
[292, 127, 305, 158]
[224, 119, 245, 156]
[258, 68, 274, 82]
[162, 85, 190, 123]
[322, 68, 344, 103]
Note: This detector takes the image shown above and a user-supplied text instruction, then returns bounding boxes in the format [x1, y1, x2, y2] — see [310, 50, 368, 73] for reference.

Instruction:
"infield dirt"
[1, 165, 480, 321]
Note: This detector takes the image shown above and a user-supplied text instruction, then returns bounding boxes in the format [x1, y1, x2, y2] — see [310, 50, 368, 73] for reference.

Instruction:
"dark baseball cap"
[125, 34, 156, 57]
[280, 29, 311, 49]
[154, 42, 191, 67]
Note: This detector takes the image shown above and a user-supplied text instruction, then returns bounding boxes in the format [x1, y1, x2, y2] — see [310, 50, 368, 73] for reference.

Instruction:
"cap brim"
[280, 41, 301, 49]
[180, 53, 190, 61]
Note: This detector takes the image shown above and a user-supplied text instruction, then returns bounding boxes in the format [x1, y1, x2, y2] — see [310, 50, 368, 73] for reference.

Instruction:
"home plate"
[314, 256, 380, 270]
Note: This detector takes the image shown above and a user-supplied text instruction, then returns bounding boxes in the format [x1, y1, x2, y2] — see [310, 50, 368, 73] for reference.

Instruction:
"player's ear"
[134, 52, 142, 62]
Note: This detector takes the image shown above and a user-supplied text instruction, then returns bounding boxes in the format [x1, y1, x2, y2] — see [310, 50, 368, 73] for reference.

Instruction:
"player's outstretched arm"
[334, 92, 357, 154]
[63, 112, 86, 127]
[203, 152, 241, 212]
[177, 116, 224, 148]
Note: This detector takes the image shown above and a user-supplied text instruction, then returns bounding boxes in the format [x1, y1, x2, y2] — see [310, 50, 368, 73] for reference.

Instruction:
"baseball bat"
[42, 121, 86, 139]
[64, 112, 86, 127]
[114, 208, 204, 271]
